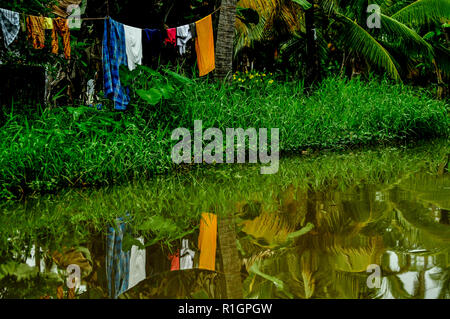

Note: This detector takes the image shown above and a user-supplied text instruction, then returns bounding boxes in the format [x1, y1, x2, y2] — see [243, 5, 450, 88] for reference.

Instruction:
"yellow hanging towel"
[43, 17, 53, 30]
[195, 15, 215, 77]
[198, 213, 217, 271]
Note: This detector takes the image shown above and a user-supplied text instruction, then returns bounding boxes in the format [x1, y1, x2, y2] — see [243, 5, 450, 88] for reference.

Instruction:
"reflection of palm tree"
[240, 184, 387, 298]
[441, 210, 449, 225]
[218, 215, 244, 298]
[239, 173, 450, 299]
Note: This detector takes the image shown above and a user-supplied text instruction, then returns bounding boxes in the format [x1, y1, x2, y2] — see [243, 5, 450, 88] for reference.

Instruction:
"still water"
[0, 143, 449, 299]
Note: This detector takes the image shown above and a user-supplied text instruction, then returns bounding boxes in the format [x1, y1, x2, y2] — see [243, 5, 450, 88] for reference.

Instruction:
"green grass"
[173, 76, 448, 150]
[0, 76, 448, 199]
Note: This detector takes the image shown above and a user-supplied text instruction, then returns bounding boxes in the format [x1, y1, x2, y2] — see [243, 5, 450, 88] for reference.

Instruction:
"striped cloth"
[26, 16, 45, 49]
[102, 18, 129, 110]
[0, 8, 20, 47]
[52, 18, 71, 59]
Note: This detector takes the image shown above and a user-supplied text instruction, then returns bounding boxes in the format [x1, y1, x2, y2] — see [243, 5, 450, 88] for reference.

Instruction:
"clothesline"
[11, 5, 235, 24]
[109, 5, 236, 29]
[19, 13, 106, 21]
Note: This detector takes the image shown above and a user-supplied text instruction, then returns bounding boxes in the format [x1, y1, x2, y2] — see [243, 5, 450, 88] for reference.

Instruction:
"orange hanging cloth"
[198, 213, 217, 271]
[52, 17, 71, 59]
[194, 15, 215, 77]
[26, 16, 46, 49]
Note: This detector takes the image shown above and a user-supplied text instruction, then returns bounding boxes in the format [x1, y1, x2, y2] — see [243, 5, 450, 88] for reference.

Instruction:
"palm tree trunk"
[215, 0, 237, 81]
[433, 59, 446, 99]
[304, 3, 320, 90]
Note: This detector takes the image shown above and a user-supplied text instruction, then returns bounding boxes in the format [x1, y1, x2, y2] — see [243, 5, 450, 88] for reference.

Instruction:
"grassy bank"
[0, 76, 448, 199]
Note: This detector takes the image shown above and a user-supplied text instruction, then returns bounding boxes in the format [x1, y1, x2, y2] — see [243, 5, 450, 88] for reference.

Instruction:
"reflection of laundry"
[106, 217, 130, 299]
[128, 237, 146, 290]
[180, 239, 195, 270]
[198, 213, 217, 271]
[124, 24, 142, 71]
[168, 250, 180, 271]
[147, 244, 170, 276]
[25, 245, 46, 271]
[0, 8, 20, 47]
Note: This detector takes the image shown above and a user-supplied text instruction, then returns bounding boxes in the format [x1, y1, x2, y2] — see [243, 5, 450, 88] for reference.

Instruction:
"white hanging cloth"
[124, 24, 143, 71]
[176, 24, 192, 56]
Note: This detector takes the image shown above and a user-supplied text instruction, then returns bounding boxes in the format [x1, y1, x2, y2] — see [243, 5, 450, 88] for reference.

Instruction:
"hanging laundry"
[103, 18, 130, 111]
[164, 27, 176, 47]
[168, 249, 180, 271]
[142, 29, 162, 65]
[26, 16, 46, 49]
[51, 18, 71, 59]
[176, 24, 192, 56]
[106, 217, 131, 299]
[0, 8, 20, 47]
[128, 237, 146, 290]
[180, 239, 195, 270]
[43, 17, 53, 30]
[195, 15, 215, 77]
[123, 24, 142, 71]
[198, 213, 217, 271]
[86, 79, 96, 106]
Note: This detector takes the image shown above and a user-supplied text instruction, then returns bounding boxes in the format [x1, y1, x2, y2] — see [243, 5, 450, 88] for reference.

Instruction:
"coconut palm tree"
[216, 0, 239, 80]
[235, 0, 450, 83]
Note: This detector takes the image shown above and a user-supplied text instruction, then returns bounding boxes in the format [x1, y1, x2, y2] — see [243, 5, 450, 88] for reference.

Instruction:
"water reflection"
[0, 148, 449, 299]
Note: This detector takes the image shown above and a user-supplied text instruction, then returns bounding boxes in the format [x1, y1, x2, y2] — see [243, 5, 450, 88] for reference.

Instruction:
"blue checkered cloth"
[0, 8, 20, 47]
[103, 18, 130, 110]
[106, 217, 131, 299]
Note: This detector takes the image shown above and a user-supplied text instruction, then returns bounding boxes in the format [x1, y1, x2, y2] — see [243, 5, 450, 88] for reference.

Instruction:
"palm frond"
[291, 0, 312, 10]
[337, 14, 402, 81]
[235, 0, 305, 56]
[380, 14, 434, 58]
[321, 0, 340, 16]
[392, 0, 450, 28]
[235, 14, 268, 56]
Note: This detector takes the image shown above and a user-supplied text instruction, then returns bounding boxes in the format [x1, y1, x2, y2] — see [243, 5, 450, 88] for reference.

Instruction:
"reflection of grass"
[0, 77, 448, 199]
[0, 140, 448, 260]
